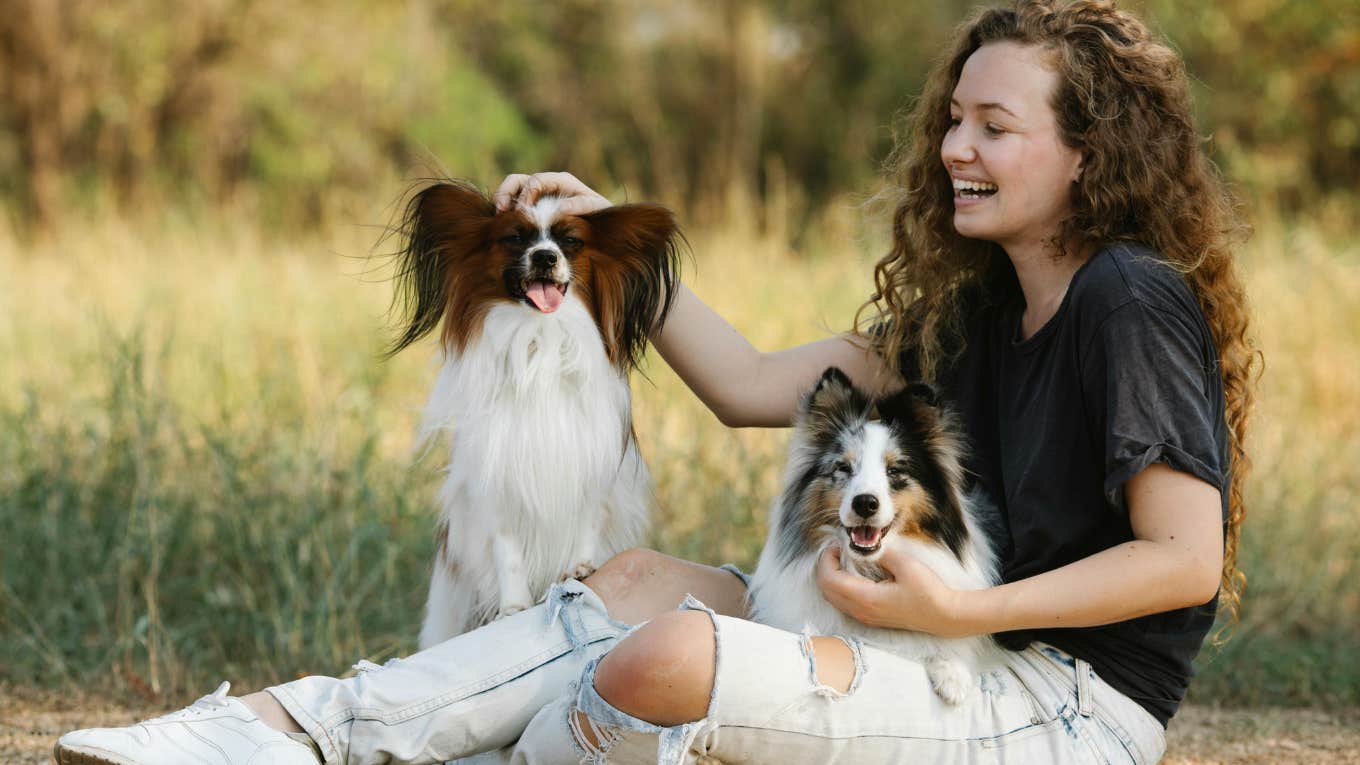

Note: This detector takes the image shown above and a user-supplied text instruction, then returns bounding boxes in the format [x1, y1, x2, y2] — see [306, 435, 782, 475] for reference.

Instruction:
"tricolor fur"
[748, 367, 1000, 704]
[389, 179, 682, 648]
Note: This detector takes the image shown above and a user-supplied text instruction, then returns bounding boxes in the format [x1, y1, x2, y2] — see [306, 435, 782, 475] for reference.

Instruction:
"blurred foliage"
[2, 212, 1358, 706]
[1, 0, 1356, 235]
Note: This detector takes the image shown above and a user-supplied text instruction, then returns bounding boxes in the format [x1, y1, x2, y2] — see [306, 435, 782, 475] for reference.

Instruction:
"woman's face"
[941, 41, 1084, 254]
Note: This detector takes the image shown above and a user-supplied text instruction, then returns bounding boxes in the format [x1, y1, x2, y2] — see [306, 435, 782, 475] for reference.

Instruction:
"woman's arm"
[495, 172, 898, 427]
[816, 463, 1224, 637]
[654, 286, 892, 427]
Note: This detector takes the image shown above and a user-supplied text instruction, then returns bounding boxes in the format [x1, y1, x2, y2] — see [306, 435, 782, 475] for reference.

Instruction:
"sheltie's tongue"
[850, 525, 884, 549]
[526, 280, 565, 313]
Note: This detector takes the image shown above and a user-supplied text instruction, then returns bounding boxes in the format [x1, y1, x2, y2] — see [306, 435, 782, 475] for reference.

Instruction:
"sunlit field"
[1, 206, 1356, 707]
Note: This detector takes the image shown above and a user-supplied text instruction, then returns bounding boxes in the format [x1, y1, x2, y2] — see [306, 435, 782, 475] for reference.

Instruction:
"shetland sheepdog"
[748, 367, 1000, 703]
[388, 179, 682, 648]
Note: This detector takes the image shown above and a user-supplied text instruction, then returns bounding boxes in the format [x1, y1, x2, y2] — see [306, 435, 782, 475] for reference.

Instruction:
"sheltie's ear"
[798, 367, 872, 445]
[388, 180, 496, 356]
[580, 203, 683, 370]
[881, 382, 968, 513]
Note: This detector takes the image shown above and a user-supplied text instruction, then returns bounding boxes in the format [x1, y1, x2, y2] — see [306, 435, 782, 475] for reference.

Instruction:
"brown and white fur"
[748, 367, 1000, 704]
[388, 179, 682, 648]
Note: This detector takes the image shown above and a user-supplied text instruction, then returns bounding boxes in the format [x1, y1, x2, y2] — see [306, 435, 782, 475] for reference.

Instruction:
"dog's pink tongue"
[527, 281, 563, 313]
[851, 526, 881, 546]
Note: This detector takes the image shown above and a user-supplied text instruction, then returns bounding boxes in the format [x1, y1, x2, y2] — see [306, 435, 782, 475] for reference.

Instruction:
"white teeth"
[952, 179, 997, 192]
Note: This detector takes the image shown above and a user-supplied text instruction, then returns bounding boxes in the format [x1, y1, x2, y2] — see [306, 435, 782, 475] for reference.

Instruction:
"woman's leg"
[515, 598, 1167, 765]
[241, 549, 748, 739]
[56, 549, 748, 765]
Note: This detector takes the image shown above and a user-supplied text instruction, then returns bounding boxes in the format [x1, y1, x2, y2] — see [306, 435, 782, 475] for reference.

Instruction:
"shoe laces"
[151, 681, 233, 722]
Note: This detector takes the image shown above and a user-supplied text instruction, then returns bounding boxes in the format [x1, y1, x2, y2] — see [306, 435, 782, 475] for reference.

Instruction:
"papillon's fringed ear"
[799, 367, 871, 439]
[580, 204, 684, 370]
[387, 180, 495, 357]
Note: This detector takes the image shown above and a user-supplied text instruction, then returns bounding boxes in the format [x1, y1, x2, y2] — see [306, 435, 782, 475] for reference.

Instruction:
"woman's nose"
[940, 123, 976, 167]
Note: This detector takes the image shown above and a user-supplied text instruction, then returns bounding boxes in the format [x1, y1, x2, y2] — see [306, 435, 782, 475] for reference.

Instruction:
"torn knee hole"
[570, 708, 622, 757]
[804, 635, 861, 696]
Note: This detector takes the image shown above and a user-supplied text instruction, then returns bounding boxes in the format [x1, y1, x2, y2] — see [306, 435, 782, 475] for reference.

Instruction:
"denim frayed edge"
[549, 578, 635, 651]
[797, 632, 867, 699]
[572, 594, 722, 765]
[717, 563, 752, 589]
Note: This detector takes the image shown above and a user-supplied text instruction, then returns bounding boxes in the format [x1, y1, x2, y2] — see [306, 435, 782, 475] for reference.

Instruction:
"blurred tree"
[0, 0, 1354, 238]
[1141, 0, 1360, 208]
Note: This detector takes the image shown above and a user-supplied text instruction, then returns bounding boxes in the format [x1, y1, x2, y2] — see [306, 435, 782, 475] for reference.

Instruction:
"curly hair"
[855, 0, 1261, 623]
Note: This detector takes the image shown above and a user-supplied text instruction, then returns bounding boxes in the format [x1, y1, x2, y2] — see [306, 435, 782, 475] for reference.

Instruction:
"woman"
[56, 1, 1256, 763]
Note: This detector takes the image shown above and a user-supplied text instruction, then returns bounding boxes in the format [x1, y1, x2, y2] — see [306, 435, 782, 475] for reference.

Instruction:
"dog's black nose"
[531, 249, 558, 269]
[851, 494, 879, 518]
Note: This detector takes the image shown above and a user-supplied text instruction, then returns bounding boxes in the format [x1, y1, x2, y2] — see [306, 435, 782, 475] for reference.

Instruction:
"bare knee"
[582, 548, 667, 622]
[809, 636, 856, 694]
[584, 548, 748, 624]
[593, 609, 716, 726]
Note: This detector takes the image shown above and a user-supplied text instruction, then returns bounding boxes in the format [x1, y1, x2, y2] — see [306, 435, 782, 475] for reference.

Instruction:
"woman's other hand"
[815, 542, 976, 638]
[494, 172, 611, 216]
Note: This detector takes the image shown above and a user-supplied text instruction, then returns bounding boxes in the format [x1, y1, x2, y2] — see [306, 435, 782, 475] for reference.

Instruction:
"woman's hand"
[494, 171, 611, 216]
[815, 542, 978, 638]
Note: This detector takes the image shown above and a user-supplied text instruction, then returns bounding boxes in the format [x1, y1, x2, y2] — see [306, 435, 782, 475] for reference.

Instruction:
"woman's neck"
[1007, 239, 1093, 341]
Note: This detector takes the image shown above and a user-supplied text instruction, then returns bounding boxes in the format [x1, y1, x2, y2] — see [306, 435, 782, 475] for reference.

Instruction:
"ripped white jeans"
[511, 595, 1167, 765]
[269, 579, 1165, 765]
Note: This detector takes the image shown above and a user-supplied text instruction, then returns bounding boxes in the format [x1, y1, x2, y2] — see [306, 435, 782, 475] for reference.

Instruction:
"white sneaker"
[54, 682, 321, 765]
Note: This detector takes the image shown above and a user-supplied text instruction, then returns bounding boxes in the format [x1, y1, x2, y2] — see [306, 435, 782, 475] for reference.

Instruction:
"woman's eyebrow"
[950, 98, 1021, 120]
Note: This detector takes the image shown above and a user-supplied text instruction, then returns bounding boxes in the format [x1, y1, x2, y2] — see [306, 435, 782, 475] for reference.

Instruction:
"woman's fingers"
[493, 171, 611, 214]
[815, 545, 879, 623]
[493, 173, 532, 211]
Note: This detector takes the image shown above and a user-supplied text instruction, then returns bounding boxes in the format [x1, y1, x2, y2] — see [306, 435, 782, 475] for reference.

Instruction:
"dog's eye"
[561, 236, 583, 248]
[500, 232, 525, 246]
[831, 460, 853, 476]
[886, 466, 904, 479]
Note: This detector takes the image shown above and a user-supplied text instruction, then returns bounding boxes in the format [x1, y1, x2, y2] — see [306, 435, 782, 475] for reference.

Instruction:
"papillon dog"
[748, 367, 1000, 704]
[388, 179, 682, 648]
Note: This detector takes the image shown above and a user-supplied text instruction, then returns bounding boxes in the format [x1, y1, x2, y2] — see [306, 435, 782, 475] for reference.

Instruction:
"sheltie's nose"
[531, 249, 558, 269]
[851, 494, 879, 518]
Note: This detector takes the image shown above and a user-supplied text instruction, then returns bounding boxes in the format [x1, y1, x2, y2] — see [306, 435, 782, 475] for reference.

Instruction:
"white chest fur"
[418, 298, 651, 647]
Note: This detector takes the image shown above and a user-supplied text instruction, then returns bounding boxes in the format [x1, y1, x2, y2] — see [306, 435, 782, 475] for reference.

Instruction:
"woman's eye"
[985, 123, 1005, 136]
[948, 116, 961, 127]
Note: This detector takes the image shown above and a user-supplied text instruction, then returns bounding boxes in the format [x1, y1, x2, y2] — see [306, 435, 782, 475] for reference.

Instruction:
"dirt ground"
[2, 684, 1356, 764]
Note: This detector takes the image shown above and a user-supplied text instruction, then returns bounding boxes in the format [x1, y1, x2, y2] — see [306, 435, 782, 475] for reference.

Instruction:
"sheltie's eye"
[886, 465, 905, 480]
[830, 459, 853, 477]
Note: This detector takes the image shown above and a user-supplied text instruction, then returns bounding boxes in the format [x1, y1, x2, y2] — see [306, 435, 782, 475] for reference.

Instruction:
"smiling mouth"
[523, 279, 568, 313]
[845, 524, 888, 555]
[953, 179, 998, 200]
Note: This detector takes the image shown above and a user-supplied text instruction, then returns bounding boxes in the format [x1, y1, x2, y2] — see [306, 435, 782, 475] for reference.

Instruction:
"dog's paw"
[494, 603, 530, 620]
[560, 561, 599, 582]
[926, 656, 975, 705]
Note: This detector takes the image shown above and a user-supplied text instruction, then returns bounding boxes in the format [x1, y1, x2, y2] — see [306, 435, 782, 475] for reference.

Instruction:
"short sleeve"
[1082, 300, 1227, 515]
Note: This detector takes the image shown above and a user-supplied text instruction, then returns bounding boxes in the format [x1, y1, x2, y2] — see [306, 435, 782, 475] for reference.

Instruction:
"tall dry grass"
[1, 205, 1356, 705]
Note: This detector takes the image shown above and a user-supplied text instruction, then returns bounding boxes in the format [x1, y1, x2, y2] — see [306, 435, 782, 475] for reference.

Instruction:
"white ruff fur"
[418, 297, 650, 648]
[748, 420, 1001, 704]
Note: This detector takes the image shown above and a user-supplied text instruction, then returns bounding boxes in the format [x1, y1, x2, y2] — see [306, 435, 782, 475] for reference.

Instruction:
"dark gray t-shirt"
[900, 242, 1229, 727]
